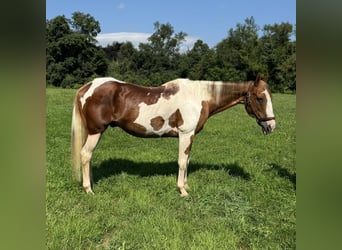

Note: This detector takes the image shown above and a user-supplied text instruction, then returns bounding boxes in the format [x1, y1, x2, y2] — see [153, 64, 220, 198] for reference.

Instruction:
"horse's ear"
[263, 74, 269, 82]
[254, 73, 261, 86]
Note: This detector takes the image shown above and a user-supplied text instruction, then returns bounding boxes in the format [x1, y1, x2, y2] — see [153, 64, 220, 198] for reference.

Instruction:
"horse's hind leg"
[81, 133, 101, 193]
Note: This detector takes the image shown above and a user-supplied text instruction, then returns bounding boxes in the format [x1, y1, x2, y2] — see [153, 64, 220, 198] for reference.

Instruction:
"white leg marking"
[81, 133, 101, 193]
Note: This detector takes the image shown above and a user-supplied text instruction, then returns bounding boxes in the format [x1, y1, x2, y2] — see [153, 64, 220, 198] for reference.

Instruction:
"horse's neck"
[206, 81, 252, 115]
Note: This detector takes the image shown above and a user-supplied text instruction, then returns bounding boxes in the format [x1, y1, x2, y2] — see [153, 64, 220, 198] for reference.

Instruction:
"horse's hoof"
[83, 186, 94, 194]
[179, 188, 189, 197]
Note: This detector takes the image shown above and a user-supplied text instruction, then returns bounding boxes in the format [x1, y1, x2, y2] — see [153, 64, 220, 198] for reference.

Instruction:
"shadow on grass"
[266, 163, 296, 190]
[93, 158, 250, 184]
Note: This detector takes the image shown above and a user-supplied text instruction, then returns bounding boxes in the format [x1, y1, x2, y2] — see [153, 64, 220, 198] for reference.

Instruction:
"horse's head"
[245, 74, 276, 135]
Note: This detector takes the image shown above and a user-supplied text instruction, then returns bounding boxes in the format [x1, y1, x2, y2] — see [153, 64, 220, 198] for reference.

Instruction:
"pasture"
[46, 87, 296, 249]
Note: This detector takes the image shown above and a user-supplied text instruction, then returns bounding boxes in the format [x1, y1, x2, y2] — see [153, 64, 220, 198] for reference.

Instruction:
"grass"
[46, 88, 296, 249]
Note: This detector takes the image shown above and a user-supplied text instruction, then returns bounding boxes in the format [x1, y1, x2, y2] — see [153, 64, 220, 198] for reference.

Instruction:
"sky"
[46, 0, 296, 50]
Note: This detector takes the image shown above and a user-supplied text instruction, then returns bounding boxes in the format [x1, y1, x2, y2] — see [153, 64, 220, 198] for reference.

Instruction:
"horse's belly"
[132, 119, 179, 137]
[119, 121, 178, 138]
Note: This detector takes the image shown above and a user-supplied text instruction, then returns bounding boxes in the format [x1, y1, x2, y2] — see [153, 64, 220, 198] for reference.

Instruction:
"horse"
[71, 74, 275, 197]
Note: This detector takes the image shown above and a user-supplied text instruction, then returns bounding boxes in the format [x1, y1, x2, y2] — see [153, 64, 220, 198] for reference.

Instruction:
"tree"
[102, 42, 123, 62]
[46, 15, 71, 43]
[137, 22, 187, 84]
[215, 17, 264, 81]
[46, 13, 108, 87]
[147, 22, 187, 57]
[260, 22, 296, 92]
[70, 12, 101, 43]
[179, 40, 216, 80]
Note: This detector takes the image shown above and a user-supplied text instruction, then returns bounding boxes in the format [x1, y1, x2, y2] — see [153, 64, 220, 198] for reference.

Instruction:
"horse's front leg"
[81, 133, 101, 193]
[184, 157, 190, 190]
[177, 132, 194, 197]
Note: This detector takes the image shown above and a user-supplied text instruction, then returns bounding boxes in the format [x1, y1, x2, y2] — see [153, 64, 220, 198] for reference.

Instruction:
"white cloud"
[96, 32, 150, 47]
[180, 36, 198, 52]
[96, 32, 198, 53]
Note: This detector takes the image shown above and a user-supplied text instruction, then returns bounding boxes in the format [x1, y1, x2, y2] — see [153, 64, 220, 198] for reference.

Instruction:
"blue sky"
[46, 0, 296, 49]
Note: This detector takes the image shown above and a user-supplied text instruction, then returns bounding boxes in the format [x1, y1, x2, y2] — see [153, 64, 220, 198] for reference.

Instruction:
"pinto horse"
[71, 74, 275, 196]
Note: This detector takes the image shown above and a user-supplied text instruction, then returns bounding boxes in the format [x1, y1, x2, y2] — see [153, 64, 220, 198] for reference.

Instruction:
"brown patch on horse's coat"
[196, 101, 210, 133]
[78, 80, 180, 137]
[122, 122, 148, 136]
[78, 81, 149, 135]
[76, 82, 103, 134]
[124, 84, 164, 106]
[168, 109, 184, 128]
[184, 135, 195, 155]
[150, 116, 165, 131]
[80, 82, 120, 134]
[162, 83, 179, 100]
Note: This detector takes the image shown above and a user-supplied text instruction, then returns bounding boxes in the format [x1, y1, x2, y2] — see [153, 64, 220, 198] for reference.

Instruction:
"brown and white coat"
[72, 76, 275, 196]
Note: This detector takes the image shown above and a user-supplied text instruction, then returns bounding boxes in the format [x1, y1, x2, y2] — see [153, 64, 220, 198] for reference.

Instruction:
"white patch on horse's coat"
[215, 83, 223, 103]
[164, 79, 215, 101]
[135, 101, 181, 136]
[80, 77, 125, 108]
[208, 81, 224, 104]
[134, 80, 204, 136]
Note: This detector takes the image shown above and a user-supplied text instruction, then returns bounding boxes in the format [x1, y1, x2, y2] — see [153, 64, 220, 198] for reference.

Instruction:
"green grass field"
[46, 88, 296, 249]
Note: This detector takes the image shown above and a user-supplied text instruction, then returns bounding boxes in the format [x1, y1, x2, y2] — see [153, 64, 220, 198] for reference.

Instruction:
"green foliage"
[260, 22, 296, 92]
[46, 13, 108, 88]
[46, 13, 296, 92]
[138, 22, 187, 85]
[104, 17, 295, 91]
[71, 11, 101, 42]
[46, 88, 296, 249]
[103, 22, 188, 86]
[216, 17, 262, 81]
[179, 40, 217, 80]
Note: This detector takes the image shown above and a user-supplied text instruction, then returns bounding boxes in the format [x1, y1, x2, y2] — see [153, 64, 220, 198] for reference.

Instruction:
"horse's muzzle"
[258, 119, 276, 135]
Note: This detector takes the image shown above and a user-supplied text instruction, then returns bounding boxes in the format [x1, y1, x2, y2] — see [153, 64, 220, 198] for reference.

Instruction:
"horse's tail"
[71, 93, 87, 182]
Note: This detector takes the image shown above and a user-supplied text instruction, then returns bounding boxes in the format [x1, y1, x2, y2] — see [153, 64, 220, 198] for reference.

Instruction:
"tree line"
[46, 12, 296, 93]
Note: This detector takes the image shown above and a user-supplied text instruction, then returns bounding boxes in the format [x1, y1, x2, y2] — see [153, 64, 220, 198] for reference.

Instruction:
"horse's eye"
[256, 97, 263, 103]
